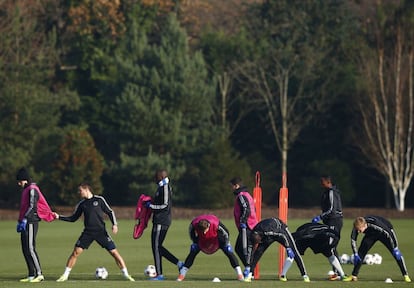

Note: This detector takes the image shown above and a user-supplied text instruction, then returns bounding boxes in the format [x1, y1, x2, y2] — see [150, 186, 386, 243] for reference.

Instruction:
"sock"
[63, 267, 72, 277]
[121, 268, 129, 276]
[179, 267, 189, 276]
[280, 257, 294, 276]
[328, 255, 345, 276]
[235, 266, 243, 275]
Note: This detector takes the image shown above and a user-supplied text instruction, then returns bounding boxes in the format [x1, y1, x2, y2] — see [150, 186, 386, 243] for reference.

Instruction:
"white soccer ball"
[340, 253, 350, 264]
[95, 267, 108, 279]
[144, 264, 157, 278]
[364, 254, 375, 265]
[373, 253, 383, 265]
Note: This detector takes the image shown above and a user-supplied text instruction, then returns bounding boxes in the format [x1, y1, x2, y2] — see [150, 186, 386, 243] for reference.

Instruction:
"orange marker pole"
[278, 173, 288, 276]
[253, 171, 262, 279]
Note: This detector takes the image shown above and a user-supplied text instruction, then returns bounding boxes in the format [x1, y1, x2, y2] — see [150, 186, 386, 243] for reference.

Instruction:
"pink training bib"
[133, 194, 153, 239]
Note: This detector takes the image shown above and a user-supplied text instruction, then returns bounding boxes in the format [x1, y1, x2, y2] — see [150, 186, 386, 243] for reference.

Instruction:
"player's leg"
[244, 242, 270, 282]
[220, 242, 243, 280]
[151, 224, 165, 278]
[95, 230, 134, 281]
[381, 235, 411, 282]
[56, 246, 84, 282]
[108, 249, 135, 281]
[235, 232, 245, 264]
[177, 244, 200, 281]
[324, 249, 346, 280]
[57, 232, 90, 282]
[350, 236, 375, 280]
[325, 218, 343, 273]
[157, 226, 182, 267]
[284, 230, 309, 281]
[67, 247, 84, 268]
[20, 223, 41, 281]
[321, 236, 347, 280]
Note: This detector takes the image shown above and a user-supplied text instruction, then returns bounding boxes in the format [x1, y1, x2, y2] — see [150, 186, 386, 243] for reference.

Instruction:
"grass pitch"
[0, 217, 413, 287]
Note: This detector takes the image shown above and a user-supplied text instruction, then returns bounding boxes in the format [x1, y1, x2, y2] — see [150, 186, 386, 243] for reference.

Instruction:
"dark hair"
[320, 175, 332, 181]
[155, 169, 168, 182]
[230, 177, 243, 186]
[78, 183, 93, 192]
[197, 219, 210, 230]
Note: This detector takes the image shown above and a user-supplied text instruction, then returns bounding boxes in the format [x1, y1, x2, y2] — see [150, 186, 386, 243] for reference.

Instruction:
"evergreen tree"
[99, 13, 217, 203]
[0, 1, 79, 205]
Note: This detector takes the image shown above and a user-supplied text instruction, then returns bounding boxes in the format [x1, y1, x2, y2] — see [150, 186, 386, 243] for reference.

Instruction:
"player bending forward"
[245, 218, 310, 282]
[177, 214, 244, 281]
[292, 222, 351, 281]
[348, 215, 411, 282]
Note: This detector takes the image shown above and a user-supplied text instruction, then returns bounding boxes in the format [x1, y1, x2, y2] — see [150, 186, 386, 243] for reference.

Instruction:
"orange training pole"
[278, 173, 288, 276]
[253, 171, 262, 279]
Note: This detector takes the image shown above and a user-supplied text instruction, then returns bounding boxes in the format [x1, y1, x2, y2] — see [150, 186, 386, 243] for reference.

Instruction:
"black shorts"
[310, 237, 339, 257]
[75, 230, 116, 251]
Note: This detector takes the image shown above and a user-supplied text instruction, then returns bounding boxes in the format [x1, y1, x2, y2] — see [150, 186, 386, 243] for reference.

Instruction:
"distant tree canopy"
[1, 0, 413, 210]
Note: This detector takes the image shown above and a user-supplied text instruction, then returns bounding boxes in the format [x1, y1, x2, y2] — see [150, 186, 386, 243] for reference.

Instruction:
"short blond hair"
[353, 217, 366, 229]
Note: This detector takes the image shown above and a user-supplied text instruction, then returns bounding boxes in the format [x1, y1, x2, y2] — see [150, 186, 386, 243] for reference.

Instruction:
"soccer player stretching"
[292, 222, 349, 281]
[348, 215, 411, 282]
[245, 218, 310, 282]
[177, 214, 244, 281]
[55, 183, 134, 282]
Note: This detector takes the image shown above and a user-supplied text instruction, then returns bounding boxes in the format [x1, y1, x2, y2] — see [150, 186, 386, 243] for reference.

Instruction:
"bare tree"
[216, 70, 255, 137]
[234, 0, 342, 175]
[236, 53, 331, 175]
[351, 1, 414, 211]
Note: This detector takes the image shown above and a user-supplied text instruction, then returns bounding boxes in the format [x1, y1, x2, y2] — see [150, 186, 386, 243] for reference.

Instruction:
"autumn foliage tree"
[50, 129, 104, 205]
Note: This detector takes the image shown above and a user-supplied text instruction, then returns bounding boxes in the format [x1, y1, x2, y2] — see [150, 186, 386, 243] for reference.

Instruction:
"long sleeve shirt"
[59, 195, 117, 232]
[351, 215, 398, 253]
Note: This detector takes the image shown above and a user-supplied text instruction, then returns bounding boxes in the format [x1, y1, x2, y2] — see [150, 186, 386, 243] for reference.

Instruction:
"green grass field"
[1, 218, 412, 287]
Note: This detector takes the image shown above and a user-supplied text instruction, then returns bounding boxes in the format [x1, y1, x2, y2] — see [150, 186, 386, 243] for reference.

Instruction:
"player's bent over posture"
[348, 215, 411, 282]
[245, 218, 310, 283]
[292, 222, 351, 281]
[176, 214, 244, 282]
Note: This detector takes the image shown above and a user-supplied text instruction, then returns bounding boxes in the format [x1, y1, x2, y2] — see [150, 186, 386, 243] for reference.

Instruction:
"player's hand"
[53, 212, 59, 219]
[112, 224, 118, 234]
[311, 215, 321, 223]
[286, 247, 295, 258]
[16, 219, 27, 233]
[240, 223, 247, 229]
[353, 253, 361, 264]
[225, 244, 233, 253]
[392, 247, 402, 260]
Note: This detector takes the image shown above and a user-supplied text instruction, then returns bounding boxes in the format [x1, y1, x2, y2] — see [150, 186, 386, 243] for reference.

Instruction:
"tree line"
[1, 0, 413, 211]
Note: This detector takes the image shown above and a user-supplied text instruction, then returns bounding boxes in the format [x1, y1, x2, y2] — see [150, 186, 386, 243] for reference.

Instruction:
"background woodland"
[1, 0, 414, 211]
